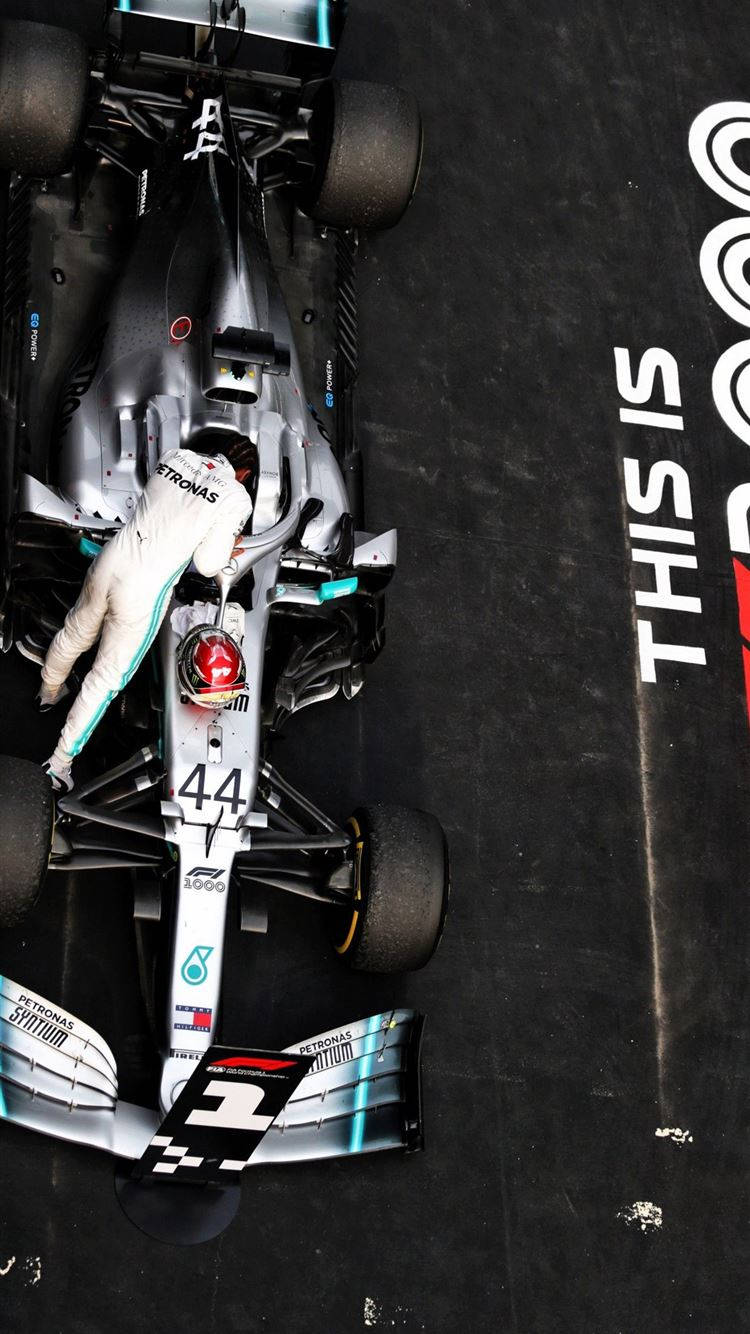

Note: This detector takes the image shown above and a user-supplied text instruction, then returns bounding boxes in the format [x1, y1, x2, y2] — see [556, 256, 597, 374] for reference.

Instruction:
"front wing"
[0, 978, 425, 1168]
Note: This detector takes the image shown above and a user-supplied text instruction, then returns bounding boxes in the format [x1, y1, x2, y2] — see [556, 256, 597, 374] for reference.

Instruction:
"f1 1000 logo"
[183, 866, 227, 893]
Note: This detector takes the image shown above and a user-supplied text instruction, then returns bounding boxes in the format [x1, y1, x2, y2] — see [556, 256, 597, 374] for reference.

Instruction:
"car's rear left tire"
[0, 19, 88, 177]
[0, 755, 53, 927]
[301, 79, 423, 230]
[334, 804, 449, 972]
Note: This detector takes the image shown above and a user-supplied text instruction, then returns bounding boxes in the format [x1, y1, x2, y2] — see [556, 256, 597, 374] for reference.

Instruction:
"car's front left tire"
[0, 755, 53, 927]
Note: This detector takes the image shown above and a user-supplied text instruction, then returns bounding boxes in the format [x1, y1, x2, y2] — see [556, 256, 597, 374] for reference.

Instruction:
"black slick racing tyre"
[301, 79, 423, 230]
[334, 805, 449, 972]
[0, 20, 88, 177]
[0, 755, 53, 927]
[0, 3, 110, 42]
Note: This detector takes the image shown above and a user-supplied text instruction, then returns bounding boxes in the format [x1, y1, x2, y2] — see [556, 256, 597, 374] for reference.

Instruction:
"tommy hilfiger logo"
[175, 1005, 212, 1032]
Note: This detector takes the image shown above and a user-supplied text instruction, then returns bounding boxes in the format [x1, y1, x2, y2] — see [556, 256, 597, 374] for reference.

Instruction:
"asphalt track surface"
[3, 2, 750, 1330]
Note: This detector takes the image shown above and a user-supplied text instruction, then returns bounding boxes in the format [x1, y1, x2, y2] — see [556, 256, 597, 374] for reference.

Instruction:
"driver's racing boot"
[42, 759, 74, 794]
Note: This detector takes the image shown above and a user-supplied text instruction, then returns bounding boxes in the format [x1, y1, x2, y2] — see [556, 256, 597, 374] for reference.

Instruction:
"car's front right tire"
[333, 804, 449, 972]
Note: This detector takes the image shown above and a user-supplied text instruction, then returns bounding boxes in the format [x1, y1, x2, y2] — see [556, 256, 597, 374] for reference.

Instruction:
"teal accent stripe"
[117, 560, 188, 689]
[0, 975, 6, 1119]
[68, 689, 117, 758]
[118, 1, 131, 10]
[68, 560, 187, 758]
[349, 1013, 381, 1154]
[317, 0, 331, 47]
[318, 576, 358, 602]
[78, 536, 103, 559]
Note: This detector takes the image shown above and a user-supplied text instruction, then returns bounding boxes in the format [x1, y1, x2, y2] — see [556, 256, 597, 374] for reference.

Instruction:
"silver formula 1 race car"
[0, 2, 447, 1241]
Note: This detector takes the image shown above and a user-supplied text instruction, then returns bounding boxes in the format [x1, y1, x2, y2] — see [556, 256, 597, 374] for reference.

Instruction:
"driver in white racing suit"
[40, 434, 256, 792]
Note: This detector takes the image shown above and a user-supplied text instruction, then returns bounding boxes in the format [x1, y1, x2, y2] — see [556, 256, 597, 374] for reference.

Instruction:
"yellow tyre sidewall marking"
[336, 816, 363, 955]
[47, 797, 56, 872]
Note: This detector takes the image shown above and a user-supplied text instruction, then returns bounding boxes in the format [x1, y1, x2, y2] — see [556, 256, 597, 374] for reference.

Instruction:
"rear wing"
[114, 0, 341, 50]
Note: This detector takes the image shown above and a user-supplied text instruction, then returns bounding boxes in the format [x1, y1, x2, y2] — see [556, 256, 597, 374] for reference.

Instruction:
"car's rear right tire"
[300, 79, 423, 230]
[0, 19, 88, 177]
[0, 755, 53, 927]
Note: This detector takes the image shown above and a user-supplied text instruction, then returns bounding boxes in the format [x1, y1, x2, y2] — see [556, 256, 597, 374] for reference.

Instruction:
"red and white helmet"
[176, 625, 246, 709]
